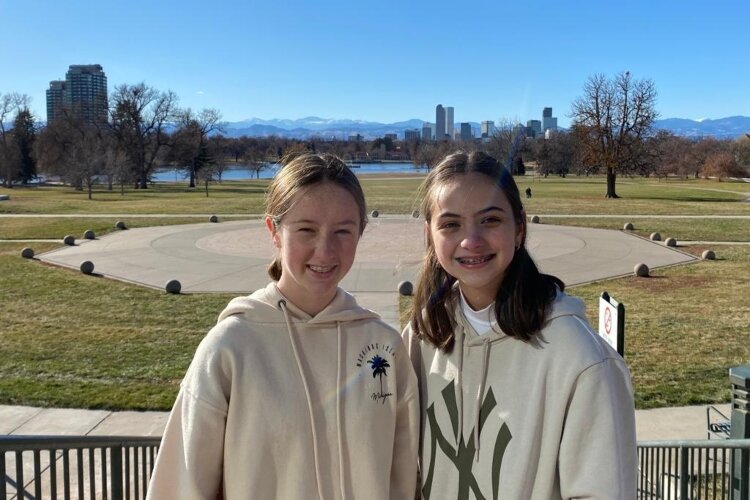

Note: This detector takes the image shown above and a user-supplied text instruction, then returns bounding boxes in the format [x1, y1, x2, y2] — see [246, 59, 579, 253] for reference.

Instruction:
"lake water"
[153, 162, 428, 182]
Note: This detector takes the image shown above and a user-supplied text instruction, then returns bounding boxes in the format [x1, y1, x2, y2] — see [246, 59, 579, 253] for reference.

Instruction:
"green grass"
[1, 174, 749, 410]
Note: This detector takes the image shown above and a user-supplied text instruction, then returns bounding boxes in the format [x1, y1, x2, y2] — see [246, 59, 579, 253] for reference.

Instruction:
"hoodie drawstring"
[336, 321, 346, 500]
[474, 339, 491, 461]
[455, 325, 465, 446]
[279, 300, 325, 500]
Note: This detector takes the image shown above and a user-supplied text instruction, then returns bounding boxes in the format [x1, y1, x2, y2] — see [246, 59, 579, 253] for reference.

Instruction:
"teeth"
[309, 265, 334, 273]
[457, 255, 492, 265]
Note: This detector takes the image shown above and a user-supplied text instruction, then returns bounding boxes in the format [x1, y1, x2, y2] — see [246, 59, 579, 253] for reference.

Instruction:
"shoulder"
[538, 293, 621, 370]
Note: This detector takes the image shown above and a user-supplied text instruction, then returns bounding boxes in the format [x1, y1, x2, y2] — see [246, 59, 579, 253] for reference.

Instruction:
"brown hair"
[265, 153, 367, 280]
[411, 151, 564, 351]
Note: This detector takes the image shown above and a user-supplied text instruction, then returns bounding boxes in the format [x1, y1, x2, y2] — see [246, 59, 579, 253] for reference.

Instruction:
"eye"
[438, 221, 459, 230]
[336, 229, 353, 235]
[297, 227, 314, 233]
[481, 216, 502, 225]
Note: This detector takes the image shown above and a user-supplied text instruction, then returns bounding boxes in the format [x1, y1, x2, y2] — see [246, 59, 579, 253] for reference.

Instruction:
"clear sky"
[1, 0, 748, 127]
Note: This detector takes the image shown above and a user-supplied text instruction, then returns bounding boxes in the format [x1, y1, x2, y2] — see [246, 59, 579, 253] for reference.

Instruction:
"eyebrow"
[287, 219, 359, 226]
[437, 206, 506, 218]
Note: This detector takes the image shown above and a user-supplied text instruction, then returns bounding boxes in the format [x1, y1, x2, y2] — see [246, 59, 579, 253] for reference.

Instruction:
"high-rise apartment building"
[422, 123, 433, 141]
[435, 105, 446, 140]
[445, 107, 454, 139]
[404, 129, 420, 141]
[46, 64, 108, 124]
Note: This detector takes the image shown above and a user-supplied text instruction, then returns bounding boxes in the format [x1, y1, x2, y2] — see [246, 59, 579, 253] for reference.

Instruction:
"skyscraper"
[526, 120, 542, 137]
[445, 107, 454, 139]
[422, 123, 433, 141]
[460, 123, 472, 141]
[481, 120, 495, 138]
[435, 105, 446, 140]
[542, 107, 557, 133]
[47, 64, 108, 124]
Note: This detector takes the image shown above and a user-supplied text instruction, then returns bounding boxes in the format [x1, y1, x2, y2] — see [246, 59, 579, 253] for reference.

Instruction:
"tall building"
[435, 105, 446, 140]
[542, 107, 557, 133]
[47, 64, 108, 124]
[526, 120, 542, 137]
[46, 81, 66, 123]
[422, 123, 433, 141]
[404, 129, 420, 141]
[460, 122, 472, 141]
[481, 120, 495, 138]
[445, 107, 454, 139]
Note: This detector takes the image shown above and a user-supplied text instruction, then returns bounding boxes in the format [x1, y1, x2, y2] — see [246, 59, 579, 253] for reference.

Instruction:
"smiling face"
[427, 172, 524, 310]
[266, 182, 361, 316]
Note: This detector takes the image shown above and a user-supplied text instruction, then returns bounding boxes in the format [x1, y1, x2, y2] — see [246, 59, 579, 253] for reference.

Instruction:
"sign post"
[598, 292, 625, 357]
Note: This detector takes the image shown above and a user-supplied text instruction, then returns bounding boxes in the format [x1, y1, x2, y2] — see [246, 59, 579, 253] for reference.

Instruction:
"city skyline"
[1, 0, 749, 127]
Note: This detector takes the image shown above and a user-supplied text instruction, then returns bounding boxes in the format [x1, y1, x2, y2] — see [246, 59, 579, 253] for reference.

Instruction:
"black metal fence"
[638, 439, 750, 499]
[1, 436, 160, 500]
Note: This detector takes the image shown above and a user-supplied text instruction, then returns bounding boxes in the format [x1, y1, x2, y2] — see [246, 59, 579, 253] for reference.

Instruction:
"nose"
[315, 231, 338, 258]
[460, 225, 483, 251]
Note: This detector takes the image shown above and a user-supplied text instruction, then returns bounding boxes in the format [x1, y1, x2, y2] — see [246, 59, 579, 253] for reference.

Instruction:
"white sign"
[598, 293, 624, 356]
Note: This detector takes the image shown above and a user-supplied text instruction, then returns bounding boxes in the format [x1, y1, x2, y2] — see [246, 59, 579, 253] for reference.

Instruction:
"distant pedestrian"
[525, 187, 532, 199]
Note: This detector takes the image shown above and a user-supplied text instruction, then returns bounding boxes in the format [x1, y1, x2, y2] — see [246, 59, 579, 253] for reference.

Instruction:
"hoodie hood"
[218, 282, 380, 325]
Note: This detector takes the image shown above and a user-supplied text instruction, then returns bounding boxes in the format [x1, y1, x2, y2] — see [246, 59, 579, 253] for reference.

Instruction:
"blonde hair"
[265, 153, 367, 280]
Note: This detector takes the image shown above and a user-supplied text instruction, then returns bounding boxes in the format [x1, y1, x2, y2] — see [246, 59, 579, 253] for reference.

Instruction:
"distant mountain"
[217, 115, 750, 140]
[653, 116, 750, 138]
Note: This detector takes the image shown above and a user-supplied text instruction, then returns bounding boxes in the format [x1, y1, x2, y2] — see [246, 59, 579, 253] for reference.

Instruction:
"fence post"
[679, 446, 689, 500]
[730, 366, 750, 500]
[110, 446, 123, 500]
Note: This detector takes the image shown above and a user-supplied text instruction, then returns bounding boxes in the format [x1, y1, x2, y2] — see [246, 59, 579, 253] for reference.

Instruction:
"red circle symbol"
[604, 307, 612, 335]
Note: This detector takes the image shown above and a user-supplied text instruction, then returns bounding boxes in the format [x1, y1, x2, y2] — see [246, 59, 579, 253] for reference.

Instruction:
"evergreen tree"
[13, 108, 36, 183]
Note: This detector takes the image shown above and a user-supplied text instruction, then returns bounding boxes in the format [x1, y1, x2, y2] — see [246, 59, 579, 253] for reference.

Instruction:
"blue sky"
[1, 0, 748, 127]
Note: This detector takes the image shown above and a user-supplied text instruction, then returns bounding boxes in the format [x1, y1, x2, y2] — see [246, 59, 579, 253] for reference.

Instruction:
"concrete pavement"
[5, 215, 715, 441]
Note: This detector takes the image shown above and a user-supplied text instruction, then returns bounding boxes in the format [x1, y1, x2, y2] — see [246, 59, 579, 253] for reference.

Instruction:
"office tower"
[404, 129, 420, 141]
[460, 122, 472, 141]
[435, 105, 446, 140]
[526, 120, 542, 137]
[542, 107, 557, 133]
[422, 123, 433, 141]
[481, 120, 495, 138]
[46, 81, 67, 123]
[47, 64, 108, 124]
[384, 133, 397, 141]
[445, 107, 454, 139]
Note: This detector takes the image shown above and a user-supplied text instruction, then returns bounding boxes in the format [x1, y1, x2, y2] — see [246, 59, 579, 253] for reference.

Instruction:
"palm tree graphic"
[367, 355, 390, 393]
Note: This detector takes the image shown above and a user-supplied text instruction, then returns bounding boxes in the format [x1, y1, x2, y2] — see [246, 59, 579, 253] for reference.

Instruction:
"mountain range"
[220, 115, 750, 140]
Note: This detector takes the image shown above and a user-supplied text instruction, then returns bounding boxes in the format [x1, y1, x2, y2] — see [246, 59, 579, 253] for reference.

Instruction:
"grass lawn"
[1, 174, 748, 410]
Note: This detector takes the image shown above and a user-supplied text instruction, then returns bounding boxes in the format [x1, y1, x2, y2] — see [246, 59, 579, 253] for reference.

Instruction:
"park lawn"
[0, 242, 233, 410]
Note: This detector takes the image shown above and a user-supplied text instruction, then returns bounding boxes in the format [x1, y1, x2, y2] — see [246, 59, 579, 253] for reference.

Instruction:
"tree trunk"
[189, 165, 196, 188]
[605, 167, 620, 198]
[138, 169, 148, 189]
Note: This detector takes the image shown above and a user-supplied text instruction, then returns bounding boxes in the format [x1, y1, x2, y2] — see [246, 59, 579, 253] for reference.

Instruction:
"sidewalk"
[0, 403, 732, 442]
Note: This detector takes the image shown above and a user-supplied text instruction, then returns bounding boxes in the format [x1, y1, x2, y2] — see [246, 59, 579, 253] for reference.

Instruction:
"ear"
[265, 216, 281, 249]
[515, 219, 526, 249]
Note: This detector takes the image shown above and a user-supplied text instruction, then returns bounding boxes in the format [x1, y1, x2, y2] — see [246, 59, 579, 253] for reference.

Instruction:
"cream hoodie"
[147, 283, 419, 500]
[403, 292, 637, 499]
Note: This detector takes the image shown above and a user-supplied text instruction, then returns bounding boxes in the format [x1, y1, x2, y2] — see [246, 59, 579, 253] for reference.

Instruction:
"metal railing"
[1, 436, 161, 500]
[638, 439, 750, 499]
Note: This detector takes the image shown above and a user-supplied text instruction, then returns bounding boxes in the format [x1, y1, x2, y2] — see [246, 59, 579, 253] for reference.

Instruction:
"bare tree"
[171, 108, 223, 187]
[570, 72, 658, 197]
[484, 119, 526, 173]
[110, 83, 178, 189]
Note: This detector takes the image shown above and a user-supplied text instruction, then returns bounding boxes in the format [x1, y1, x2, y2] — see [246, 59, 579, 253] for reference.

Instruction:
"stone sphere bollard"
[165, 279, 182, 294]
[398, 281, 413, 296]
[80, 261, 95, 275]
[21, 247, 34, 259]
[649, 232, 661, 241]
[83, 229, 96, 240]
[702, 250, 716, 260]
[63, 235, 75, 246]
[530, 215, 540, 224]
[209, 215, 219, 223]
[634, 263, 649, 277]
[370, 210, 379, 218]
[412, 210, 420, 219]
[664, 237, 677, 247]
[623, 222, 634, 231]
[115, 221, 127, 230]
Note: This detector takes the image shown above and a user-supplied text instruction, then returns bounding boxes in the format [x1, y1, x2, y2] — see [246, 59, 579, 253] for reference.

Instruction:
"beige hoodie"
[403, 292, 637, 499]
[148, 282, 419, 500]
